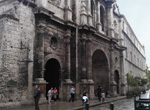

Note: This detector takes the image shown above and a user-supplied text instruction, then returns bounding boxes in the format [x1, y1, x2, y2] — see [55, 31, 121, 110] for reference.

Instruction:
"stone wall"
[123, 33, 146, 77]
[0, 0, 147, 107]
[0, 0, 35, 106]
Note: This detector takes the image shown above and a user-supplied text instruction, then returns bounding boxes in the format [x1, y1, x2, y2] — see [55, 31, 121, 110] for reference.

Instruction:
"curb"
[67, 96, 126, 110]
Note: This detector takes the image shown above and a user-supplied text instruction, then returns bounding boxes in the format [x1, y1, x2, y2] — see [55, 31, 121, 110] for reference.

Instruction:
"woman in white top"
[48, 87, 53, 104]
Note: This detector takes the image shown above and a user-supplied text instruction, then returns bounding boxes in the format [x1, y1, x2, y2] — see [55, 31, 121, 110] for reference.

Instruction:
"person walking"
[101, 90, 105, 102]
[82, 90, 87, 105]
[69, 86, 75, 102]
[82, 92, 89, 110]
[53, 87, 58, 104]
[47, 87, 53, 104]
[34, 85, 41, 110]
[97, 85, 102, 102]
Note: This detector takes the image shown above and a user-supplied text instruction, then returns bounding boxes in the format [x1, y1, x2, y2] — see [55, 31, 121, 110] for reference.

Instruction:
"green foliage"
[126, 73, 139, 87]
[126, 90, 140, 97]
[141, 78, 148, 86]
[145, 66, 150, 82]
[126, 73, 148, 87]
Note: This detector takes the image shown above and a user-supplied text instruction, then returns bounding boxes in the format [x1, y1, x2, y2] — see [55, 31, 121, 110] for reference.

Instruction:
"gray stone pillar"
[97, 1, 102, 32]
[87, 0, 93, 26]
[35, 24, 46, 78]
[64, 29, 72, 83]
[120, 51, 126, 95]
[34, 23, 48, 101]
[65, 0, 72, 21]
[86, 37, 95, 99]
[80, 33, 87, 80]
[80, 0, 88, 25]
[110, 43, 117, 96]
[118, 17, 124, 46]
[86, 38, 92, 80]
[106, 4, 114, 38]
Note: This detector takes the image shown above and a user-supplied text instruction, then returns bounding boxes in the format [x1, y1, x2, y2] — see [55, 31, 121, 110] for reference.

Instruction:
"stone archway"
[44, 58, 61, 100]
[92, 50, 109, 92]
[114, 70, 119, 94]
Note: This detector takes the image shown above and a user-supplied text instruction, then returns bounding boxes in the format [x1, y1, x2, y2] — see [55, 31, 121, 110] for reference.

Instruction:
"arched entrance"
[44, 58, 61, 99]
[114, 70, 119, 94]
[92, 50, 109, 92]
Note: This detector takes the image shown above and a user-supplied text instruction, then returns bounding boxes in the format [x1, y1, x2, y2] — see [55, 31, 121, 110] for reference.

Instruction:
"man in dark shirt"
[97, 86, 102, 102]
[34, 85, 41, 110]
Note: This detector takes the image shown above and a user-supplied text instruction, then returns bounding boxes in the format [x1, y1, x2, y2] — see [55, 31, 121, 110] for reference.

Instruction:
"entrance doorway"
[44, 58, 61, 99]
[92, 50, 109, 92]
[114, 70, 119, 94]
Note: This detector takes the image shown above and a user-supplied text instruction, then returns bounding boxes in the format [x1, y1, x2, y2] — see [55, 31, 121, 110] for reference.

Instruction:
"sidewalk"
[1, 96, 126, 110]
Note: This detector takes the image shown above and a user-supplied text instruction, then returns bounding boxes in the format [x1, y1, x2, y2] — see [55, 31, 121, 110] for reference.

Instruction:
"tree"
[145, 66, 150, 88]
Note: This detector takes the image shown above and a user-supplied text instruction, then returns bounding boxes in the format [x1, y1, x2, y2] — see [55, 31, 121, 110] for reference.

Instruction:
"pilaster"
[80, 0, 88, 25]
[65, 0, 72, 22]
[80, 33, 87, 80]
[64, 29, 73, 83]
[35, 23, 46, 79]
[97, 1, 102, 32]
[106, 3, 114, 38]
[110, 42, 117, 96]
[87, 0, 93, 27]
[120, 50, 126, 95]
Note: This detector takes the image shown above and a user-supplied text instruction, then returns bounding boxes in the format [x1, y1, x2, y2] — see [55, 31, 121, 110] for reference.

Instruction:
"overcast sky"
[116, 0, 150, 67]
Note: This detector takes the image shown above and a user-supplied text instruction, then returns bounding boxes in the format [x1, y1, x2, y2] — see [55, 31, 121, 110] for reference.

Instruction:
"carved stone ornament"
[48, 0, 61, 6]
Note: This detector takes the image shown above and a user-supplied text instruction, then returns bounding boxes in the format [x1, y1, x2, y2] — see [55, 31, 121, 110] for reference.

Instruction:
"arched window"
[100, 6, 105, 31]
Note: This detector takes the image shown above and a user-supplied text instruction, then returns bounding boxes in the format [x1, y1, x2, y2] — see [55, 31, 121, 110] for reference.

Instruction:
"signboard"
[7, 80, 18, 87]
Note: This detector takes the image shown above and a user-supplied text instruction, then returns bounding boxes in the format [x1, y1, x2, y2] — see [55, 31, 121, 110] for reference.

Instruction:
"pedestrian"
[82, 92, 89, 110]
[101, 90, 105, 102]
[97, 85, 102, 102]
[82, 90, 87, 105]
[69, 85, 75, 102]
[34, 85, 41, 110]
[53, 87, 58, 104]
[47, 87, 53, 104]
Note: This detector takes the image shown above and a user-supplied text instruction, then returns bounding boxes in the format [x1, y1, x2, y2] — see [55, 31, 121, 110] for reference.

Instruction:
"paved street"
[90, 90, 150, 110]
[1, 96, 125, 110]
[90, 98, 134, 110]
[1, 90, 150, 110]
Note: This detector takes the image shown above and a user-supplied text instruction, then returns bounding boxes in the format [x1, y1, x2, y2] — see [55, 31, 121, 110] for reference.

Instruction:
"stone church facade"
[0, 0, 146, 107]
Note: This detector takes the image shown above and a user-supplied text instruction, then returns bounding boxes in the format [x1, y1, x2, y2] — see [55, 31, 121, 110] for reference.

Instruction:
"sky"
[116, 0, 150, 67]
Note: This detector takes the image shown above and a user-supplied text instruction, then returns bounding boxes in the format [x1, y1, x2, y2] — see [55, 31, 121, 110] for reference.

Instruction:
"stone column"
[34, 23, 48, 102]
[63, 29, 73, 101]
[86, 37, 95, 99]
[110, 42, 117, 96]
[97, 1, 102, 32]
[87, 0, 93, 26]
[65, 0, 72, 21]
[80, 33, 88, 96]
[35, 23, 46, 78]
[75, 26, 80, 100]
[120, 51, 126, 95]
[64, 29, 72, 83]
[118, 17, 124, 46]
[80, 33, 87, 80]
[106, 3, 114, 38]
[80, 0, 88, 25]
[86, 38, 92, 80]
